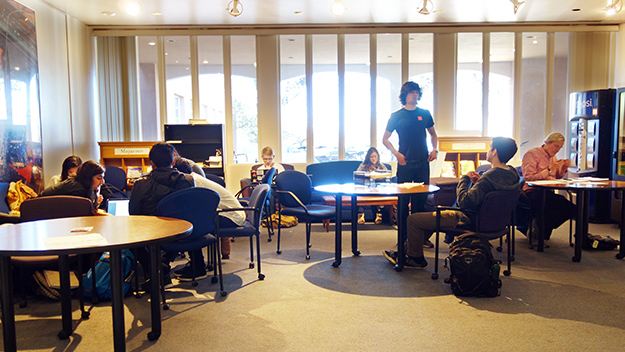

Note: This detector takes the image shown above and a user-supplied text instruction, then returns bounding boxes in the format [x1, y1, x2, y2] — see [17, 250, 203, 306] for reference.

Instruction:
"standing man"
[383, 81, 438, 213]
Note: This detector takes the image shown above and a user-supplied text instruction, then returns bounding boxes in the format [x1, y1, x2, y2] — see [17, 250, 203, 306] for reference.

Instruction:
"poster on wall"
[0, 0, 43, 197]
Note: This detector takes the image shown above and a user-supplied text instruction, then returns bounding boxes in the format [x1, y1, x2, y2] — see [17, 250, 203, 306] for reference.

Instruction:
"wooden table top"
[0, 215, 192, 256]
[527, 180, 625, 191]
[314, 183, 439, 196]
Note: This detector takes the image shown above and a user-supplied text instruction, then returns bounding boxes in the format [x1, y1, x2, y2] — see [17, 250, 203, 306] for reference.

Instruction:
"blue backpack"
[83, 250, 135, 300]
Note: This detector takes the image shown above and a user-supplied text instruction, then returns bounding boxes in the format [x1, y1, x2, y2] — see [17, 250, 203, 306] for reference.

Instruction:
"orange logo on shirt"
[418, 116, 423, 121]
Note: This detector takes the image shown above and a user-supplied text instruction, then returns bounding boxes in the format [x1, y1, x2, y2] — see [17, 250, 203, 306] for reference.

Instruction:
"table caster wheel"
[276, 250, 282, 254]
[258, 273, 265, 280]
[616, 252, 625, 260]
[306, 255, 310, 260]
[192, 281, 198, 287]
[211, 276, 218, 284]
[572, 256, 581, 262]
[220, 291, 227, 297]
[267, 238, 272, 242]
[147, 331, 161, 341]
[431, 273, 439, 280]
[394, 264, 403, 272]
[569, 243, 574, 247]
[163, 303, 170, 310]
[57, 330, 70, 340]
[496, 246, 502, 252]
[81, 311, 90, 319]
[510, 256, 515, 262]
[352, 249, 361, 256]
[249, 262, 254, 269]
[331, 261, 341, 268]
[503, 270, 511, 276]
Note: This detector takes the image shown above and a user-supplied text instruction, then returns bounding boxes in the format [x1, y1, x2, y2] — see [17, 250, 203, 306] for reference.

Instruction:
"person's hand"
[427, 150, 438, 162]
[562, 159, 571, 170]
[395, 152, 406, 166]
[550, 159, 567, 172]
[465, 171, 480, 184]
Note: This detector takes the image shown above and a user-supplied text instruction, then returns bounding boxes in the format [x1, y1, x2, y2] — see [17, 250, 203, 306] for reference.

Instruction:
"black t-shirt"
[385, 107, 434, 162]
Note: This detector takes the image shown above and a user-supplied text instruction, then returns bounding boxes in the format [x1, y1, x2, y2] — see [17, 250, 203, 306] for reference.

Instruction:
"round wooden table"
[314, 183, 439, 271]
[0, 215, 192, 352]
[527, 180, 625, 262]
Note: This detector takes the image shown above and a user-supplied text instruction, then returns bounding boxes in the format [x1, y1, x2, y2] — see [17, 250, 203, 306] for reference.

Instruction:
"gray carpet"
[6, 220, 625, 351]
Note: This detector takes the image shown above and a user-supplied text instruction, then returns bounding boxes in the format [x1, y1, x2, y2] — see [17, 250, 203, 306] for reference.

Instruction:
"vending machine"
[568, 89, 616, 222]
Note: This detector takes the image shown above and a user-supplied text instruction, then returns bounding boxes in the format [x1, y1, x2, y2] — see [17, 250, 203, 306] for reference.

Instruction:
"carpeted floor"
[5, 220, 625, 351]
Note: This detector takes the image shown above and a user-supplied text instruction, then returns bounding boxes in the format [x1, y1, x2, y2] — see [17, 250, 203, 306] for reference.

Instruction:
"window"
[520, 32, 547, 154]
[456, 33, 483, 131]
[137, 36, 160, 140]
[376, 33, 402, 162]
[344, 34, 371, 161]
[488, 32, 515, 137]
[165, 36, 192, 125]
[280, 35, 307, 163]
[312, 35, 338, 162]
[198, 36, 225, 124]
[231, 36, 258, 164]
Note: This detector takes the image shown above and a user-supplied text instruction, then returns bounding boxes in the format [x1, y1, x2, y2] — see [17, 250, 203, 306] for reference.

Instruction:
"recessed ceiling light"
[101, 11, 116, 16]
[152, 12, 162, 16]
[126, 1, 142, 16]
[203, 60, 209, 64]
[294, 11, 302, 15]
[572, 8, 581, 12]
[533, 40, 538, 44]
[148, 42, 156, 46]
[14, 67, 19, 71]
[175, 61, 179, 63]
[185, 67, 189, 70]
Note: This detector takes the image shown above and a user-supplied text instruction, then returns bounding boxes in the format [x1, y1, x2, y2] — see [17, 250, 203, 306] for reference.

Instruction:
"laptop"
[107, 199, 130, 216]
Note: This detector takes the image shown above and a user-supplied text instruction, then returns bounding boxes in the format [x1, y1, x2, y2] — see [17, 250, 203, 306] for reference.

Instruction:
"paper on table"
[397, 182, 424, 188]
[528, 179, 571, 185]
[569, 177, 609, 182]
[44, 233, 108, 249]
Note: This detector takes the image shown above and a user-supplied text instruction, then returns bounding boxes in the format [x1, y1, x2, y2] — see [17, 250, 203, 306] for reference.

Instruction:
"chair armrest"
[276, 190, 308, 213]
[217, 207, 254, 214]
[235, 183, 255, 198]
[0, 212, 21, 224]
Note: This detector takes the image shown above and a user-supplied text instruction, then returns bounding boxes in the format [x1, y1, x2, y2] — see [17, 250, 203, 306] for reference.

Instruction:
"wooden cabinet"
[164, 124, 224, 177]
[438, 137, 491, 177]
[98, 141, 156, 174]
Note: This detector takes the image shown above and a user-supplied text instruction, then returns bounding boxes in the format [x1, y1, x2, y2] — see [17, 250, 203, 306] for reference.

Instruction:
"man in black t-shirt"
[382, 81, 439, 213]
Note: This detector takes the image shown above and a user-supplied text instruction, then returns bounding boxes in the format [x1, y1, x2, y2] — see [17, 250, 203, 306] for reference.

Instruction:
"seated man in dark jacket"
[129, 142, 194, 286]
[384, 137, 521, 269]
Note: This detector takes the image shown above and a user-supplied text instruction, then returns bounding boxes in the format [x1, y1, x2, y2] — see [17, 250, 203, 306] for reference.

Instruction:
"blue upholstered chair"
[274, 170, 336, 260]
[431, 189, 521, 280]
[236, 167, 277, 241]
[102, 165, 129, 200]
[157, 187, 220, 307]
[214, 184, 270, 297]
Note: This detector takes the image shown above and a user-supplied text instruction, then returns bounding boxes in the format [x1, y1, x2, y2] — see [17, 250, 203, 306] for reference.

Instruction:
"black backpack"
[444, 233, 501, 297]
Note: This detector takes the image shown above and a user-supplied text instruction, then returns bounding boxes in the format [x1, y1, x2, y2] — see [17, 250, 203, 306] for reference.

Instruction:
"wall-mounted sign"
[114, 148, 150, 156]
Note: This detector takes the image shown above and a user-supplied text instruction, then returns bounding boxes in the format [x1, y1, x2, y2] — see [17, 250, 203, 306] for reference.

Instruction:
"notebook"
[107, 199, 130, 216]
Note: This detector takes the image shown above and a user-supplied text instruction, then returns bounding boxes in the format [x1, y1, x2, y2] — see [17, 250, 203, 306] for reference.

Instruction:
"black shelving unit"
[164, 124, 224, 177]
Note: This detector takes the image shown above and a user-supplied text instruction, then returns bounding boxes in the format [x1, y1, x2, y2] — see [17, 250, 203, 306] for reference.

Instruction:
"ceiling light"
[203, 60, 209, 64]
[606, 0, 623, 15]
[417, 0, 433, 15]
[227, 0, 243, 17]
[148, 41, 156, 46]
[126, 1, 142, 16]
[330, 0, 346, 16]
[152, 12, 162, 16]
[509, 0, 525, 14]
[101, 11, 116, 16]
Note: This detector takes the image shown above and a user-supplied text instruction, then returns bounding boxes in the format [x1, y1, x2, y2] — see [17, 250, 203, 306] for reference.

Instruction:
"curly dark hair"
[399, 81, 422, 105]
[149, 142, 176, 168]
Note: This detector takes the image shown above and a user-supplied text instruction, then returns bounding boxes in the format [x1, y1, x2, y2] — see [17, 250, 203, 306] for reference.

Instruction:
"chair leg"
[264, 202, 273, 242]
[211, 243, 219, 284]
[249, 237, 255, 269]
[277, 210, 282, 254]
[256, 233, 264, 280]
[216, 237, 226, 296]
[19, 267, 28, 308]
[432, 211, 441, 280]
[76, 255, 89, 319]
[189, 251, 198, 287]
[504, 228, 512, 276]
[305, 219, 311, 260]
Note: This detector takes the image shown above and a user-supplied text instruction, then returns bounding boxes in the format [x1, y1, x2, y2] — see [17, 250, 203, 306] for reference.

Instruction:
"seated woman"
[41, 160, 106, 214]
[356, 147, 388, 225]
[257, 146, 285, 174]
[522, 132, 576, 243]
[49, 155, 83, 187]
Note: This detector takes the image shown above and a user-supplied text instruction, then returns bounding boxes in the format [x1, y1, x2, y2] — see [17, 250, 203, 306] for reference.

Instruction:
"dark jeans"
[525, 189, 576, 240]
[397, 159, 430, 213]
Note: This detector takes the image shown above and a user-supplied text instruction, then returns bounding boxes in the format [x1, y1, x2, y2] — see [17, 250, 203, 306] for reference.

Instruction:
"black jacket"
[128, 168, 194, 216]
[41, 178, 96, 209]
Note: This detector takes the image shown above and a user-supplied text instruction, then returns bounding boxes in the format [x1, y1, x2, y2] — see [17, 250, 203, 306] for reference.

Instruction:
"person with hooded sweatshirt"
[129, 142, 194, 288]
[383, 137, 521, 269]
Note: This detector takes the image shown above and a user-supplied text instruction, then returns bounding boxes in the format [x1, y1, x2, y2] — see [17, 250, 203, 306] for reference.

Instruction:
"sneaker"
[423, 239, 434, 248]
[374, 213, 383, 224]
[383, 250, 398, 265]
[357, 213, 365, 224]
[404, 256, 428, 269]
[176, 264, 207, 282]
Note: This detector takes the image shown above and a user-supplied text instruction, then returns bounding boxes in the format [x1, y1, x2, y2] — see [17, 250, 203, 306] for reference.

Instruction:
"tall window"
[137, 36, 160, 140]
[520, 32, 547, 155]
[280, 35, 307, 163]
[312, 35, 338, 162]
[344, 34, 371, 161]
[165, 36, 192, 124]
[376, 33, 402, 162]
[489, 32, 515, 137]
[456, 33, 483, 131]
[198, 36, 225, 124]
[231, 36, 258, 164]
[409, 33, 434, 113]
